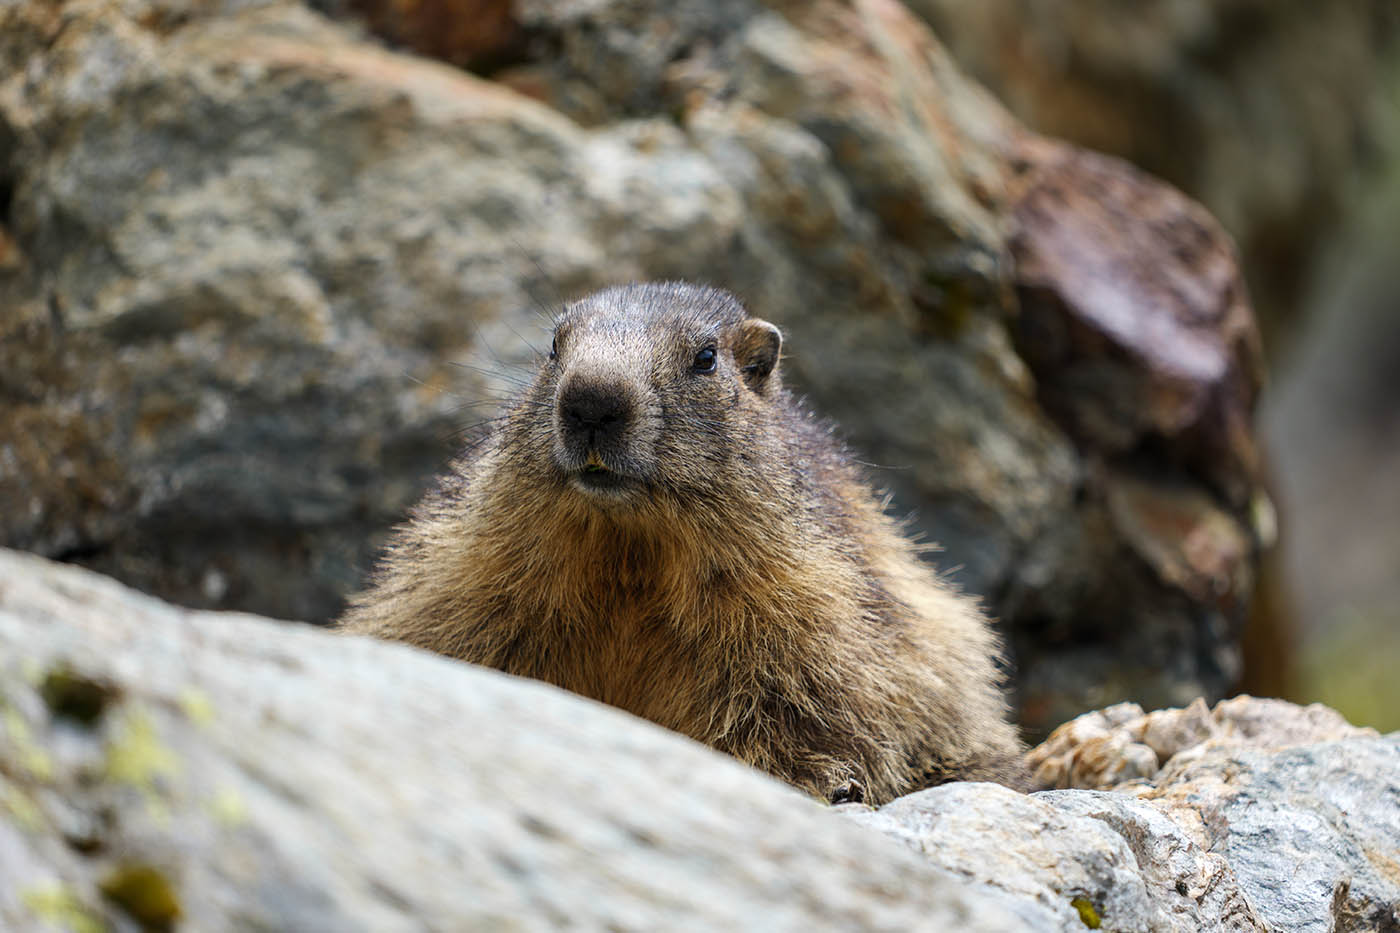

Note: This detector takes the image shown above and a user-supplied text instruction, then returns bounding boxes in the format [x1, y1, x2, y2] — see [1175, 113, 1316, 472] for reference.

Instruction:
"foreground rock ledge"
[2, 550, 1396, 932]
[0, 548, 1045, 931]
[848, 699, 1398, 932]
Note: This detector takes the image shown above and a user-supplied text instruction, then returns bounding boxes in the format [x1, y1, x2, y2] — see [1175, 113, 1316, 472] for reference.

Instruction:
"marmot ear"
[735, 318, 782, 391]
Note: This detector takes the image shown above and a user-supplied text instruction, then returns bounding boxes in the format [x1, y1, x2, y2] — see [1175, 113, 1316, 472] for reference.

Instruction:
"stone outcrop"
[851, 697, 1399, 933]
[847, 783, 1267, 931]
[0, 548, 1033, 931]
[4, 551, 1397, 931]
[0, 0, 1267, 734]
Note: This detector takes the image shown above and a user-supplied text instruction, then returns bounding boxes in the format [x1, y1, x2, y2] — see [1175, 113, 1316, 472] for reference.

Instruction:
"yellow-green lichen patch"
[209, 786, 248, 828]
[21, 883, 106, 933]
[4, 707, 55, 781]
[0, 780, 46, 832]
[103, 711, 179, 789]
[99, 864, 181, 931]
[20, 657, 45, 686]
[40, 666, 120, 727]
[178, 688, 215, 729]
[1070, 896, 1102, 928]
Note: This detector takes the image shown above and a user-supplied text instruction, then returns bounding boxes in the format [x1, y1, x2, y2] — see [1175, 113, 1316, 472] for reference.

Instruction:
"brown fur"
[340, 282, 1026, 804]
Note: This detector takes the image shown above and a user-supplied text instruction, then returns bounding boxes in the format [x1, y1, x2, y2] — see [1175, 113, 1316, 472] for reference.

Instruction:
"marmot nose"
[559, 381, 632, 447]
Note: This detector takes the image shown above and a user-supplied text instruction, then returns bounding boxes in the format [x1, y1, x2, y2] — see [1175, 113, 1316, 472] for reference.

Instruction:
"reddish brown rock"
[1009, 141, 1264, 500]
[350, 0, 521, 70]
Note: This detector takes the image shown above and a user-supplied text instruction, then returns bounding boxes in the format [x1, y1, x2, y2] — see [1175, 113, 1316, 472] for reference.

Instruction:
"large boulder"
[0, 0, 1267, 734]
[0, 548, 1041, 931]
[4, 551, 1396, 931]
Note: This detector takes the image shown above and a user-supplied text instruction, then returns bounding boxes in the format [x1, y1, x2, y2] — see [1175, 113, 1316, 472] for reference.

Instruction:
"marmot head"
[504, 282, 783, 511]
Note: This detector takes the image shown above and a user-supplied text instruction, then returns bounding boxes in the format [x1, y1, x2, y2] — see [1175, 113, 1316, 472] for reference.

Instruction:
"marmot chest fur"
[340, 282, 1025, 804]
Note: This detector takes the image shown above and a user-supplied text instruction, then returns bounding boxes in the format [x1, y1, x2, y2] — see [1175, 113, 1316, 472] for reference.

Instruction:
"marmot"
[341, 282, 1025, 804]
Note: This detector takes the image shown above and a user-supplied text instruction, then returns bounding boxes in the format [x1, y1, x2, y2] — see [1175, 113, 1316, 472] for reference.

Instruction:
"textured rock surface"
[851, 695, 1400, 933]
[4, 553, 1397, 932]
[0, 0, 1267, 734]
[0, 548, 1034, 931]
[904, 0, 1400, 735]
[1002, 140, 1266, 729]
[1140, 739, 1400, 933]
[847, 784, 1265, 931]
[1028, 695, 1376, 791]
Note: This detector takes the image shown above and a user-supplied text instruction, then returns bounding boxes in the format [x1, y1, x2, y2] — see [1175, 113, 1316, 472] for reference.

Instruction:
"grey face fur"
[523, 282, 782, 507]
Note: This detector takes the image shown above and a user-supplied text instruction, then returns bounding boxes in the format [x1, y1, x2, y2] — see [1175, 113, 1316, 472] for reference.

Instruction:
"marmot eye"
[549, 334, 558, 361]
[692, 345, 717, 373]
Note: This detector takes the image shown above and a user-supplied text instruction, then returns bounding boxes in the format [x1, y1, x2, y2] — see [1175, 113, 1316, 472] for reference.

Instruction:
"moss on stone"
[21, 883, 106, 933]
[4, 707, 55, 781]
[99, 864, 181, 931]
[209, 786, 249, 827]
[40, 666, 119, 727]
[104, 710, 179, 789]
[1070, 896, 1102, 928]
[178, 688, 215, 729]
[0, 780, 46, 832]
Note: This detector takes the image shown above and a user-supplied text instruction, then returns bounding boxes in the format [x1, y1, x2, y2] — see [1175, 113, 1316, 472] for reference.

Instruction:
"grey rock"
[6, 551, 1397, 932]
[853, 695, 1400, 933]
[1143, 739, 1400, 933]
[0, 0, 1268, 736]
[0, 547, 1028, 931]
[1028, 695, 1376, 791]
[848, 783, 1264, 932]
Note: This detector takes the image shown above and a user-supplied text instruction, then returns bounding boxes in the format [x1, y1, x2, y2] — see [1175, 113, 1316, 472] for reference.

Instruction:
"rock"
[1008, 140, 1264, 507]
[0, 548, 1033, 931]
[1002, 139, 1266, 731]
[907, 0, 1400, 345]
[852, 696, 1400, 933]
[5, 552, 1397, 932]
[846, 784, 1265, 931]
[348, 0, 523, 70]
[1028, 695, 1377, 791]
[1142, 739, 1400, 933]
[0, 0, 1269, 735]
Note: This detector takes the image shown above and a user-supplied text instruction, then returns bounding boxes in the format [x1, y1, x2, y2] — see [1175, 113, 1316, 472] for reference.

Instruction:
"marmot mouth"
[571, 465, 636, 494]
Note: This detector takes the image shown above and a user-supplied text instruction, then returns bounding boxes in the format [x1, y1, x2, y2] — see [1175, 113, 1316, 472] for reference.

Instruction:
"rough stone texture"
[0, 548, 1037, 931]
[5, 552, 1397, 932]
[847, 784, 1265, 931]
[905, 0, 1400, 731]
[908, 0, 1400, 347]
[1009, 140, 1264, 507]
[1028, 695, 1376, 791]
[851, 695, 1400, 933]
[1140, 740, 1400, 933]
[0, 0, 1267, 735]
[1001, 139, 1267, 730]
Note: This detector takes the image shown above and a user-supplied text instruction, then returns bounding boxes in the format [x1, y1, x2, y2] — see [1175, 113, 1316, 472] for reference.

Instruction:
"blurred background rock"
[914, 0, 1400, 730]
[0, 0, 1394, 736]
